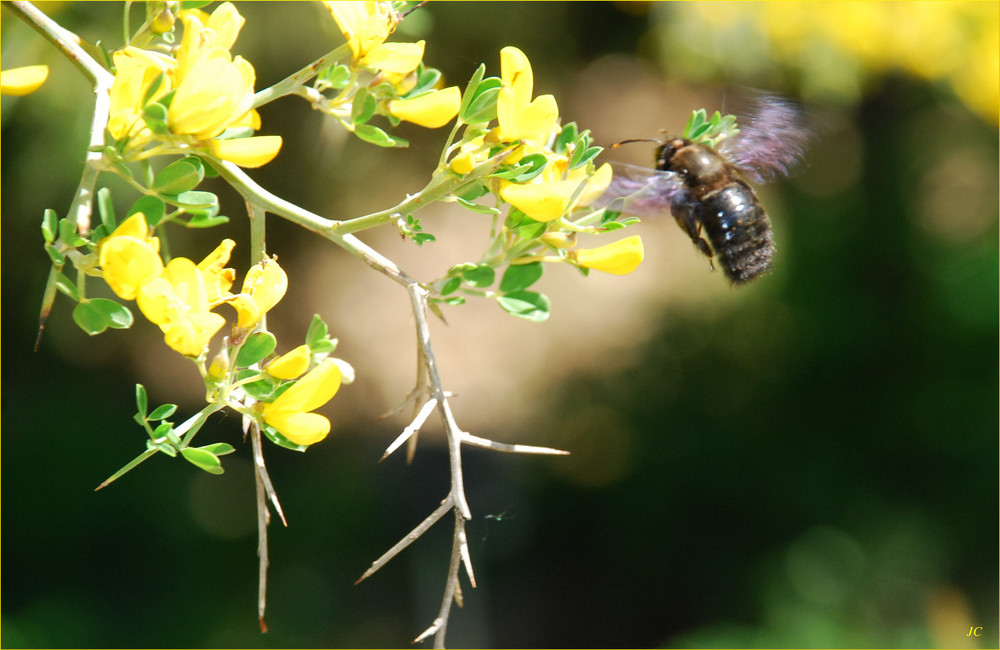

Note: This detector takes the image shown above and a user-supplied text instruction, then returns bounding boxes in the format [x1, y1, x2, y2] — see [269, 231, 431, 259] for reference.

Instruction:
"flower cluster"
[107, 2, 282, 167]
[317, 1, 461, 138]
[98, 213, 283, 356]
[97, 213, 345, 447]
[433, 45, 643, 320]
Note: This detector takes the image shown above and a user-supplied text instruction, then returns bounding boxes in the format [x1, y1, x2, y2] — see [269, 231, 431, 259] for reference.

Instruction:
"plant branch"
[5, 2, 116, 234]
[252, 44, 351, 109]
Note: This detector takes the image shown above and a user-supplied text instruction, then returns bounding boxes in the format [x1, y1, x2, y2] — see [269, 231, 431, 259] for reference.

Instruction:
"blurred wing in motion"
[718, 94, 812, 184]
[595, 162, 687, 218]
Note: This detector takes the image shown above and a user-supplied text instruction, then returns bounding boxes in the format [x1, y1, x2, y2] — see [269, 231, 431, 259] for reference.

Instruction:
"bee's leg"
[671, 201, 716, 270]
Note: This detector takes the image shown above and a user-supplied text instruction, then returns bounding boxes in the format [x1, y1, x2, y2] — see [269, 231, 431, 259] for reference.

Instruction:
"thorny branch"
[12, 2, 571, 645]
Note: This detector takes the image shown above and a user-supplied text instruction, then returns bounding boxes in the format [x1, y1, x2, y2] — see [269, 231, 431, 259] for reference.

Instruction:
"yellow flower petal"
[0, 65, 49, 96]
[500, 180, 576, 222]
[261, 359, 343, 446]
[162, 310, 226, 357]
[198, 239, 236, 303]
[324, 1, 398, 61]
[99, 229, 164, 301]
[389, 86, 461, 128]
[576, 163, 614, 206]
[228, 258, 287, 327]
[572, 235, 645, 275]
[168, 51, 254, 138]
[210, 135, 283, 168]
[362, 40, 425, 74]
[266, 344, 312, 380]
[263, 411, 331, 446]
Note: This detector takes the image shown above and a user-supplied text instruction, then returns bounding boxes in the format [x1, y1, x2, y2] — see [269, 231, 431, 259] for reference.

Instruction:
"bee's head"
[654, 138, 689, 172]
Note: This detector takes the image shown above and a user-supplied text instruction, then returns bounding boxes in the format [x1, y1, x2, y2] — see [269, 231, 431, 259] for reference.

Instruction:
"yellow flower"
[571, 235, 645, 275]
[0, 65, 49, 96]
[450, 135, 487, 174]
[500, 161, 613, 222]
[108, 48, 174, 140]
[98, 213, 163, 300]
[324, 1, 424, 74]
[137, 257, 226, 356]
[496, 46, 560, 143]
[261, 359, 343, 446]
[168, 49, 255, 139]
[105, 2, 282, 166]
[175, 2, 245, 83]
[265, 345, 312, 380]
[389, 86, 461, 128]
[197, 239, 237, 304]
[225, 258, 288, 328]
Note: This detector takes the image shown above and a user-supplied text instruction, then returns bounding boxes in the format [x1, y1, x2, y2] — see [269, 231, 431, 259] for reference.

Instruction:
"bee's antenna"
[400, 1, 427, 19]
[611, 138, 660, 150]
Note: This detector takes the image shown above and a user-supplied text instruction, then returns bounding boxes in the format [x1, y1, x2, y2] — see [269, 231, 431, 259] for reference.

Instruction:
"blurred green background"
[2, 2, 997, 648]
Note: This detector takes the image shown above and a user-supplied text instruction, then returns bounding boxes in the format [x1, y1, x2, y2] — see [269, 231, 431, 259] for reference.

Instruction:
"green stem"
[252, 44, 352, 109]
[334, 152, 508, 235]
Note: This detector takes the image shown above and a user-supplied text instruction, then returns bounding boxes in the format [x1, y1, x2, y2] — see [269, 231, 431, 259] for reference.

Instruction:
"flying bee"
[602, 95, 811, 284]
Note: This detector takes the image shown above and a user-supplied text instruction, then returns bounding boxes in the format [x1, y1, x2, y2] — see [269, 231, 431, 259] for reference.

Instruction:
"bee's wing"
[595, 161, 686, 218]
[718, 94, 811, 184]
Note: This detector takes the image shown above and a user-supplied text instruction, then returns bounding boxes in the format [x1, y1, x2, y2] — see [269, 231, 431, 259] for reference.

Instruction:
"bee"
[603, 95, 811, 284]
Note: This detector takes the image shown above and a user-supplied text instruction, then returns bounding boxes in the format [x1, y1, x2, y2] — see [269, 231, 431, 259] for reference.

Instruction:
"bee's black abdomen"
[699, 182, 775, 284]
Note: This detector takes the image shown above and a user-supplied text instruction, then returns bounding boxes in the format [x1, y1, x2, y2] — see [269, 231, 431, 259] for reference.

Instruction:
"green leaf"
[181, 447, 224, 474]
[173, 190, 218, 218]
[458, 64, 486, 118]
[440, 276, 462, 296]
[491, 153, 548, 182]
[41, 209, 59, 243]
[554, 121, 578, 154]
[455, 182, 489, 202]
[148, 439, 178, 457]
[200, 443, 236, 456]
[497, 290, 550, 322]
[320, 63, 351, 89]
[351, 87, 376, 125]
[136, 384, 149, 418]
[148, 403, 178, 420]
[128, 195, 166, 227]
[153, 158, 204, 195]
[180, 0, 213, 10]
[97, 187, 116, 233]
[462, 264, 495, 288]
[236, 331, 277, 367]
[262, 424, 308, 452]
[570, 145, 602, 170]
[54, 272, 79, 300]
[155, 421, 180, 447]
[58, 218, 87, 247]
[413, 232, 436, 246]
[461, 76, 501, 124]
[355, 124, 407, 148]
[409, 65, 442, 97]
[306, 314, 329, 348]
[45, 245, 65, 265]
[510, 216, 546, 240]
[499, 262, 543, 292]
[242, 377, 278, 401]
[90, 298, 133, 329]
[309, 338, 337, 354]
[186, 214, 229, 228]
[141, 102, 170, 134]
[455, 197, 500, 215]
[73, 301, 110, 335]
